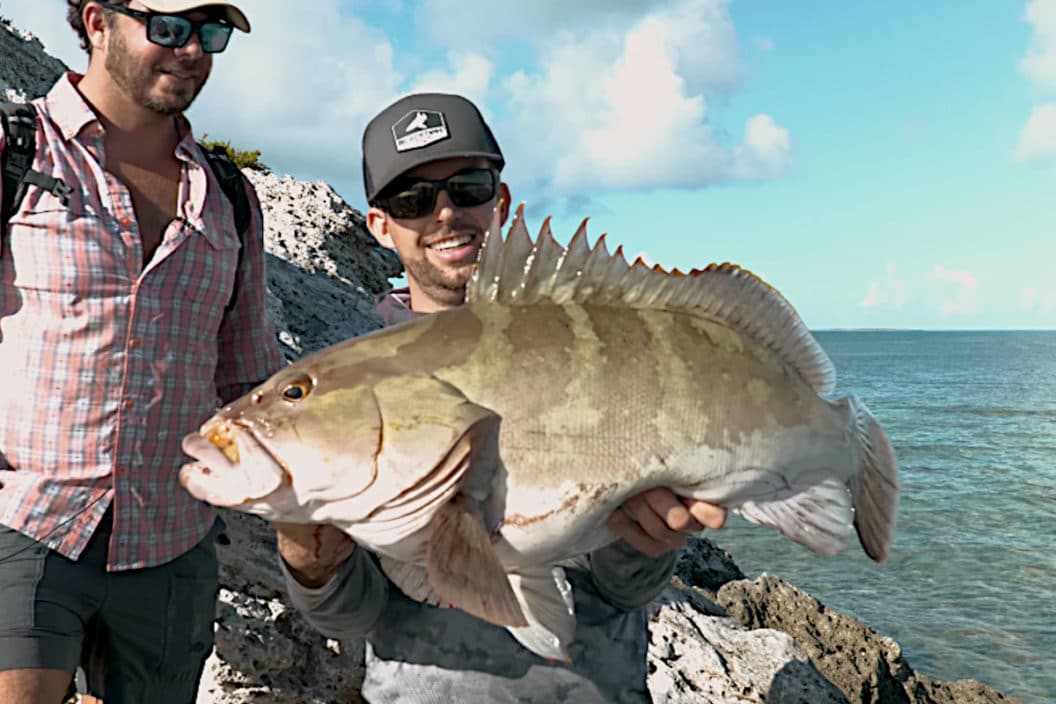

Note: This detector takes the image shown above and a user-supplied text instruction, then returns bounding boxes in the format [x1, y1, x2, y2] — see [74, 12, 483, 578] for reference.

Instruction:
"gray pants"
[0, 509, 222, 704]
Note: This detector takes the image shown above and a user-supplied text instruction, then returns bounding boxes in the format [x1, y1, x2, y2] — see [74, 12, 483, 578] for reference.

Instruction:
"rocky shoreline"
[2, 21, 1018, 704]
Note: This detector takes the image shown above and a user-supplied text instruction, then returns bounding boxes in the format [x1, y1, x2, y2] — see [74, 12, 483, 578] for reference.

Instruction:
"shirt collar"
[43, 72, 102, 142]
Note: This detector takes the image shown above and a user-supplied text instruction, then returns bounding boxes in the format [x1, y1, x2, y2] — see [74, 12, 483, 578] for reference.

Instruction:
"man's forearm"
[588, 539, 678, 611]
[280, 546, 390, 641]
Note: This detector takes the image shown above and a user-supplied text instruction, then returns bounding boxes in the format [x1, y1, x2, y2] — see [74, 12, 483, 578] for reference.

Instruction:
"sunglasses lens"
[384, 183, 437, 219]
[447, 170, 496, 207]
[199, 23, 233, 53]
[380, 169, 497, 218]
[148, 15, 193, 47]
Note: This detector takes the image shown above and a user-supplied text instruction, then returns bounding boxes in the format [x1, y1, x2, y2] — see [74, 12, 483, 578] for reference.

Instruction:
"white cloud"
[1016, 103, 1056, 161]
[408, 52, 494, 106]
[754, 37, 775, 53]
[415, 1, 670, 48]
[860, 263, 909, 309]
[7, 0, 786, 204]
[1017, 0, 1056, 161]
[186, 0, 406, 188]
[1019, 286, 1056, 312]
[928, 266, 980, 316]
[1020, 0, 1056, 89]
[501, 0, 788, 196]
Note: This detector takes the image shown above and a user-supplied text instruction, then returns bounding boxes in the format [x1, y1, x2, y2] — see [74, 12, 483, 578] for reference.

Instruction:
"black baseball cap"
[362, 93, 505, 203]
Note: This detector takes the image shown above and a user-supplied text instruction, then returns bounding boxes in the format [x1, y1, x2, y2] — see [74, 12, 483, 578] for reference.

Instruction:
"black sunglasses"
[96, 2, 234, 54]
[374, 168, 499, 219]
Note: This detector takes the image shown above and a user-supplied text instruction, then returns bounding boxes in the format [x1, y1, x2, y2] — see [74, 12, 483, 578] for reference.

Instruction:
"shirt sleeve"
[587, 540, 678, 611]
[214, 175, 285, 404]
[279, 546, 391, 641]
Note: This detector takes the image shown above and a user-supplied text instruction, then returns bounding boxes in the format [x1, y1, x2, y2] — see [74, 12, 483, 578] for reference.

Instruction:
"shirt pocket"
[6, 199, 123, 300]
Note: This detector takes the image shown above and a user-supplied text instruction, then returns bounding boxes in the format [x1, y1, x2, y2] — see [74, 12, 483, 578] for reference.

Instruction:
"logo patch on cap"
[392, 110, 449, 152]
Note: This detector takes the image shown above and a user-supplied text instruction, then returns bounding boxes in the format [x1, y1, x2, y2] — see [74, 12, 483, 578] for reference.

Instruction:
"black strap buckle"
[23, 170, 73, 207]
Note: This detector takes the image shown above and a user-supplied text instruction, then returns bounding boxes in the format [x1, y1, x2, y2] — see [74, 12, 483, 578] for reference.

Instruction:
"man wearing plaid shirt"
[0, 1, 282, 702]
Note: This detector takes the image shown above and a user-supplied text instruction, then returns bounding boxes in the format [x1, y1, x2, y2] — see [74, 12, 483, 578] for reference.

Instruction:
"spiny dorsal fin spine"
[465, 206, 835, 395]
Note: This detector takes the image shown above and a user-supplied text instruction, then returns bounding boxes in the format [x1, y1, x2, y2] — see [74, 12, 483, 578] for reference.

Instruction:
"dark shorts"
[0, 510, 223, 704]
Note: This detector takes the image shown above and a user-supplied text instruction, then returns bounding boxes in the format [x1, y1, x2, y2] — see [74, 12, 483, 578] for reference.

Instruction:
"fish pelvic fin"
[467, 204, 835, 395]
[426, 495, 528, 628]
[504, 565, 576, 663]
[844, 395, 900, 562]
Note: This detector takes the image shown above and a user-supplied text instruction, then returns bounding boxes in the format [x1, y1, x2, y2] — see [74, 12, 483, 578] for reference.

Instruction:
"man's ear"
[366, 207, 395, 250]
[498, 183, 512, 226]
[83, 1, 110, 54]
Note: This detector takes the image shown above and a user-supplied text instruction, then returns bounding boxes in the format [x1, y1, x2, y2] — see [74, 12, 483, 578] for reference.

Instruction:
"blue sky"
[9, 1, 1056, 330]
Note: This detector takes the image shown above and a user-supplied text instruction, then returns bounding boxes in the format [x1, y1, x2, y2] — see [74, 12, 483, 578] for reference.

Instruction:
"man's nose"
[174, 29, 205, 59]
[434, 188, 457, 220]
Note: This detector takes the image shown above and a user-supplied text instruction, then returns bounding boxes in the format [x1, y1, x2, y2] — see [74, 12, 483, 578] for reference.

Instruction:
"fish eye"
[280, 375, 314, 402]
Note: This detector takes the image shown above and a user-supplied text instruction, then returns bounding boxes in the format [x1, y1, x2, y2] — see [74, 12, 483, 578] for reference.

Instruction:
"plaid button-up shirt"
[0, 73, 284, 570]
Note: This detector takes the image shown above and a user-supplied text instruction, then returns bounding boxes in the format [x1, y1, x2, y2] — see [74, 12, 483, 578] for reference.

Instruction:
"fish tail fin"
[845, 395, 900, 562]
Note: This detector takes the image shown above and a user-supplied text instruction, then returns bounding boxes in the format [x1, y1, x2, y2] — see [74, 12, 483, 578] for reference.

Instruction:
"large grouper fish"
[179, 204, 900, 661]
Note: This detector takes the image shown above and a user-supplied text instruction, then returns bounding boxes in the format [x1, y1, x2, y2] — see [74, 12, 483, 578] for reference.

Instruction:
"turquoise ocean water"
[709, 331, 1056, 703]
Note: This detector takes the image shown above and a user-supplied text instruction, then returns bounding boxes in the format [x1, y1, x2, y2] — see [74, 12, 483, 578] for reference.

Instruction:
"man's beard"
[404, 256, 474, 307]
[105, 30, 208, 115]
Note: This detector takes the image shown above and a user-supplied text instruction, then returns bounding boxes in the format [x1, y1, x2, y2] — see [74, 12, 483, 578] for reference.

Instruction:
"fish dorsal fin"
[466, 203, 835, 395]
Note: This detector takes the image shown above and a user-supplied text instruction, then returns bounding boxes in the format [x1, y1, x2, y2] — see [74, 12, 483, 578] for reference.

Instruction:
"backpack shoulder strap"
[1, 102, 73, 256]
[199, 142, 253, 315]
[1, 101, 40, 235]
[201, 143, 250, 236]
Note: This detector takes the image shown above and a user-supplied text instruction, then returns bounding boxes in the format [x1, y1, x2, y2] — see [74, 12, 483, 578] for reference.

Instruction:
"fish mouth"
[199, 417, 294, 488]
[202, 417, 241, 464]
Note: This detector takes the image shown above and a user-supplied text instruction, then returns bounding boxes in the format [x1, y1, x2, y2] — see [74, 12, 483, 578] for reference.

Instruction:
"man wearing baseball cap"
[269, 93, 727, 702]
[0, 2, 282, 702]
[361, 92, 512, 317]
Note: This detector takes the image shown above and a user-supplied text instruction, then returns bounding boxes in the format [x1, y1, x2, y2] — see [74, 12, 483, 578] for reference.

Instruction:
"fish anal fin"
[426, 495, 527, 628]
[735, 478, 855, 557]
[505, 565, 576, 662]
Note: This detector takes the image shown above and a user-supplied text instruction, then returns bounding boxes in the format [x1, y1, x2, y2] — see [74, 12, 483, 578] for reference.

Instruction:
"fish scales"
[178, 204, 900, 663]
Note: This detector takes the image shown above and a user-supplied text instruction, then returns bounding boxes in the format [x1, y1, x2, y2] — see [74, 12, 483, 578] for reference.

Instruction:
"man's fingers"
[607, 509, 681, 558]
[626, 493, 687, 545]
[684, 499, 727, 530]
[643, 488, 705, 533]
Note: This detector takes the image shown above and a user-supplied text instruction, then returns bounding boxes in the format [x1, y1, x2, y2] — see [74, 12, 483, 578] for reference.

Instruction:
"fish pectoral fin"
[735, 477, 855, 557]
[504, 565, 577, 662]
[426, 495, 527, 628]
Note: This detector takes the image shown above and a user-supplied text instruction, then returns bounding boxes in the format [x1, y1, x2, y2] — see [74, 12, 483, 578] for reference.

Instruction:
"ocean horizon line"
[812, 328, 1056, 333]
